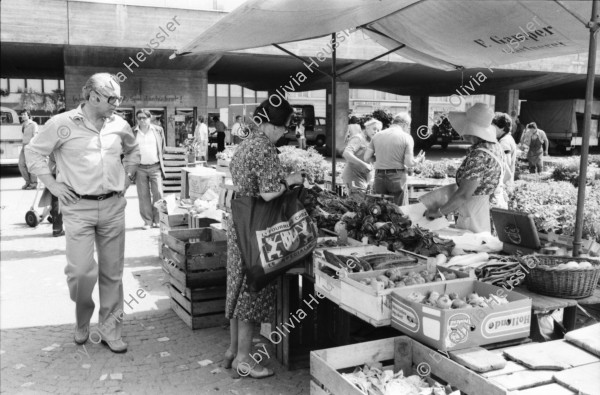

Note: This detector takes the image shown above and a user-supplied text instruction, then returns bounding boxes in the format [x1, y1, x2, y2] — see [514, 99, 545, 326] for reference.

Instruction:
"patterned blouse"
[229, 131, 283, 198]
[455, 141, 503, 196]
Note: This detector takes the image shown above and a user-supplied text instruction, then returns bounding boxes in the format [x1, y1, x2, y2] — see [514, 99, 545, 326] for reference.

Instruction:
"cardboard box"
[159, 210, 187, 228]
[312, 245, 389, 305]
[340, 265, 469, 327]
[391, 280, 531, 351]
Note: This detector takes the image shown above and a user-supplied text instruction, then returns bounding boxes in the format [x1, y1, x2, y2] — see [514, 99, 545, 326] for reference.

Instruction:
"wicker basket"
[524, 255, 600, 299]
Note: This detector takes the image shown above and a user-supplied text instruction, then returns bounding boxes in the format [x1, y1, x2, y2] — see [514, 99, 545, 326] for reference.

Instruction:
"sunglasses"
[137, 116, 148, 121]
[94, 90, 123, 105]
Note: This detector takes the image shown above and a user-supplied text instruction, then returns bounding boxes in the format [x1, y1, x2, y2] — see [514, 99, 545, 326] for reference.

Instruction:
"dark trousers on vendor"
[373, 169, 408, 206]
[217, 132, 226, 152]
[50, 193, 63, 236]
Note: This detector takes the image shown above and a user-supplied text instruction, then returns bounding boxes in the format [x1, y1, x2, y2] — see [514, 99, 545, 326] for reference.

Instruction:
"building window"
[230, 84, 242, 98]
[257, 91, 268, 98]
[243, 88, 255, 102]
[44, 79, 59, 93]
[1, 78, 8, 92]
[27, 79, 43, 92]
[59, 80, 64, 90]
[216, 84, 228, 97]
[10, 79, 25, 93]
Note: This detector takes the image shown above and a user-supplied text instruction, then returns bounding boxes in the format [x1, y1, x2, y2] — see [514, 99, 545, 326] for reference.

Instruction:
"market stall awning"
[177, 0, 596, 70]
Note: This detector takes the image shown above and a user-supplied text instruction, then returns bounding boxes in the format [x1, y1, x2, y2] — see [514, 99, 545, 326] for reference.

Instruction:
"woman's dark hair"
[253, 98, 294, 127]
[136, 109, 152, 119]
[19, 110, 31, 117]
[492, 112, 512, 134]
[526, 122, 537, 130]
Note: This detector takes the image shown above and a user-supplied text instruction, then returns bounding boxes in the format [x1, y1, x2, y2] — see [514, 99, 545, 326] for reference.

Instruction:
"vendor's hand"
[424, 208, 443, 219]
[363, 163, 372, 172]
[286, 172, 304, 187]
[47, 181, 79, 206]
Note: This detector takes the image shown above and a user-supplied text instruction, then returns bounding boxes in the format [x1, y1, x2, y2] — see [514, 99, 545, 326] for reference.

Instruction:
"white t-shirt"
[499, 133, 517, 181]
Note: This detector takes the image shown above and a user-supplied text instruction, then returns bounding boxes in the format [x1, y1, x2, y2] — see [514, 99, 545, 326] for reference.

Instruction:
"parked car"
[283, 105, 327, 147]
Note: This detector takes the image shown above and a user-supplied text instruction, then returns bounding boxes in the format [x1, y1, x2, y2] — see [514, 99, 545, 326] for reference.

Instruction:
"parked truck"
[519, 99, 600, 154]
[0, 107, 22, 167]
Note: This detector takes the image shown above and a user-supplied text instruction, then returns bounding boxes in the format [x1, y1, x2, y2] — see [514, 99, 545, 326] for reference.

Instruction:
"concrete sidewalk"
[0, 168, 310, 394]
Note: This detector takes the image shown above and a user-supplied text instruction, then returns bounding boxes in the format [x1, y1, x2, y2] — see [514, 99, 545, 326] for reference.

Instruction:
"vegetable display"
[358, 268, 458, 291]
[278, 146, 330, 184]
[508, 181, 600, 243]
[301, 188, 456, 256]
[414, 159, 461, 179]
[342, 364, 456, 395]
[406, 290, 509, 310]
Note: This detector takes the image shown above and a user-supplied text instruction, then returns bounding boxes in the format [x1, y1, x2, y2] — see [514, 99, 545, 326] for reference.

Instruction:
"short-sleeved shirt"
[342, 134, 370, 189]
[498, 133, 517, 179]
[521, 129, 548, 156]
[368, 125, 414, 170]
[22, 120, 39, 145]
[229, 131, 283, 198]
[455, 141, 503, 196]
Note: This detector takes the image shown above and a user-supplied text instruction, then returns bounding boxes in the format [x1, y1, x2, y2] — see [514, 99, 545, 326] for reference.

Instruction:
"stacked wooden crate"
[162, 147, 187, 195]
[157, 207, 188, 259]
[161, 228, 229, 329]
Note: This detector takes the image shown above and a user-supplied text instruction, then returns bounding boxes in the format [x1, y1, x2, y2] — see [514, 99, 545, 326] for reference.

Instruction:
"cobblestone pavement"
[1, 310, 310, 394]
[0, 167, 310, 394]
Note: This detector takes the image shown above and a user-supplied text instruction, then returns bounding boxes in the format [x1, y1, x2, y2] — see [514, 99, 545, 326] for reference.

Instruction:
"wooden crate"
[162, 147, 186, 194]
[188, 215, 220, 229]
[161, 228, 227, 288]
[168, 278, 228, 330]
[310, 336, 506, 395]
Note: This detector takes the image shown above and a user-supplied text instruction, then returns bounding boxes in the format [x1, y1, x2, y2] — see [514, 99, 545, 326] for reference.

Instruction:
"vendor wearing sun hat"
[424, 103, 506, 233]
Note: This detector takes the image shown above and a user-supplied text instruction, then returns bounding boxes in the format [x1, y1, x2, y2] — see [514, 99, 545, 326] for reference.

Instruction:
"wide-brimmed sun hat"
[448, 103, 496, 143]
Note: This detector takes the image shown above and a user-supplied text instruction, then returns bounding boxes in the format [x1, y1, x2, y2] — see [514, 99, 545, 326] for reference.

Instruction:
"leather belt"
[376, 169, 405, 174]
[139, 162, 160, 166]
[76, 191, 118, 201]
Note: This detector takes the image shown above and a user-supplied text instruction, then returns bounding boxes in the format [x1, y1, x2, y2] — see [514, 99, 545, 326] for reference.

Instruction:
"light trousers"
[61, 195, 127, 340]
[18, 147, 37, 184]
[136, 164, 163, 225]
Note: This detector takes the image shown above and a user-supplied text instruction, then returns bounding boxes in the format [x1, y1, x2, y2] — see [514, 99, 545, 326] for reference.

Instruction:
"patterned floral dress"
[455, 141, 503, 197]
[225, 131, 283, 322]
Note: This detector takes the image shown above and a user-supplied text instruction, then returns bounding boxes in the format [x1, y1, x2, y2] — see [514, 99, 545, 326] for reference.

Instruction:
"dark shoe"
[53, 230, 65, 237]
[26, 183, 38, 190]
[101, 338, 128, 353]
[74, 325, 89, 345]
[21, 183, 29, 190]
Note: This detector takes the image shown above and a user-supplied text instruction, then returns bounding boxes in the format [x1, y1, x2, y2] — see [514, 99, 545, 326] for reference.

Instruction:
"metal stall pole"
[331, 32, 337, 192]
[573, 0, 599, 256]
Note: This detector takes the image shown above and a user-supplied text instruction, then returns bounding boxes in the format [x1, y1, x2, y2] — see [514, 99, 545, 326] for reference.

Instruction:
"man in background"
[519, 122, 549, 173]
[231, 115, 243, 145]
[133, 109, 165, 230]
[364, 113, 423, 205]
[214, 116, 226, 152]
[18, 110, 39, 189]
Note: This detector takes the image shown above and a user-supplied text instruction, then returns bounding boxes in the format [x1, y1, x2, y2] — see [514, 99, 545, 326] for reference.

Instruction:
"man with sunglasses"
[25, 73, 140, 353]
[133, 109, 165, 229]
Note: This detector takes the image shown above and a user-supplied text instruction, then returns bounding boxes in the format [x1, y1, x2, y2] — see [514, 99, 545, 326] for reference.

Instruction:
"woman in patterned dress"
[424, 103, 504, 233]
[223, 99, 304, 379]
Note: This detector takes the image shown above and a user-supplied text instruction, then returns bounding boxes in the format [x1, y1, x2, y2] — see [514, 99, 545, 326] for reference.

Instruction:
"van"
[0, 107, 23, 166]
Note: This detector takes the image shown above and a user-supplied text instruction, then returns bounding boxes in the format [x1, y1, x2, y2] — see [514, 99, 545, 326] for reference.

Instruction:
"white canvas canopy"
[177, 0, 599, 256]
[178, 0, 594, 70]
